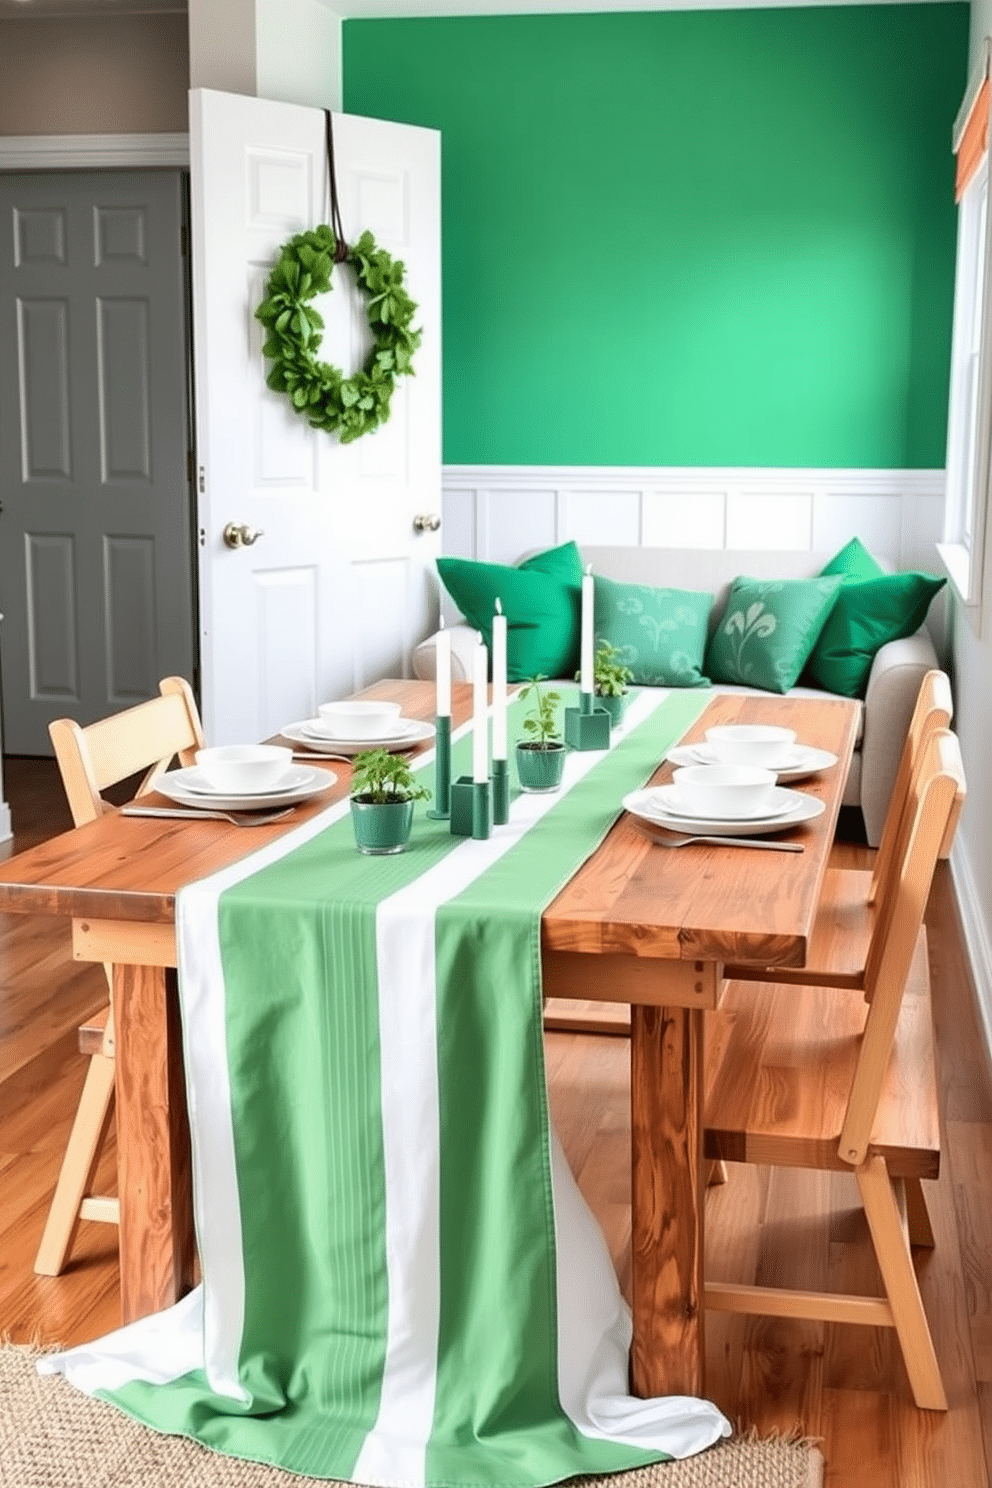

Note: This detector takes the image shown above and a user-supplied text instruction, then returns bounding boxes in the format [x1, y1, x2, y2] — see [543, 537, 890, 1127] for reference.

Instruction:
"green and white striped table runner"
[41, 687, 730, 1485]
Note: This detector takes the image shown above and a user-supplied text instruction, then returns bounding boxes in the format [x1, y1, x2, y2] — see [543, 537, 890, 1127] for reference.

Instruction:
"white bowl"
[194, 744, 293, 794]
[316, 699, 403, 740]
[672, 764, 777, 819]
[704, 724, 797, 769]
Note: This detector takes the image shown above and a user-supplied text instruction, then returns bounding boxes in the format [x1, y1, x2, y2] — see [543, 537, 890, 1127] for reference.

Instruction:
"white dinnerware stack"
[149, 744, 335, 814]
[702, 724, 797, 769]
[281, 701, 435, 757]
[194, 745, 294, 794]
[670, 764, 777, 820]
[315, 700, 403, 740]
[622, 722, 827, 837]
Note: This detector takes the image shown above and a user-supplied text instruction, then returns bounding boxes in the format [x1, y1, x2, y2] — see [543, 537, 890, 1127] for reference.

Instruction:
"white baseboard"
[0, 803, 10, 845]
[949, 839, 992, 1063]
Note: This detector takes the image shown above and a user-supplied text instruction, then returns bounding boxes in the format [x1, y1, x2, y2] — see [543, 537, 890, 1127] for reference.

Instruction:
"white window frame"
[939, 46, 992, 618]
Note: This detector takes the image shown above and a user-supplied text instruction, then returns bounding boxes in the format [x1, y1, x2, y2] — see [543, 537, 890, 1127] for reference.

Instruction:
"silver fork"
[632, 821, 804, 852]
[121, 805, 295, 828]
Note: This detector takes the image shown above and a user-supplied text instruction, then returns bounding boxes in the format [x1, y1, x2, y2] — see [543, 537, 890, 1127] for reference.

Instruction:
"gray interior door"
[0, 170, 194, 755]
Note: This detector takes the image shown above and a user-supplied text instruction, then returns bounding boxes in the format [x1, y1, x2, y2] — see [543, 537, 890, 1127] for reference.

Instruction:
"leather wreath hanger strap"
[324, 109, 349, 262]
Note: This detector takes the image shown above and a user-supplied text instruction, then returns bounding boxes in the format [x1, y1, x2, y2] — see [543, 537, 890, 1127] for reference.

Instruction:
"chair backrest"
[869, 670, 953, 904]
[839, 728, 966, 1167]
[48, 676, 205, 827]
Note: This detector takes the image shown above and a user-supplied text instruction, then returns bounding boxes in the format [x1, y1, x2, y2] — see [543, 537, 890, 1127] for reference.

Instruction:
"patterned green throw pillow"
[594, 575, 711, 687]
[706, 575, 843, 694]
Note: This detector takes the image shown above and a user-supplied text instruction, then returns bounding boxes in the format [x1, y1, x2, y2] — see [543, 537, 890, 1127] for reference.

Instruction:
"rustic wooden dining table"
[0, 680, 858, 1401]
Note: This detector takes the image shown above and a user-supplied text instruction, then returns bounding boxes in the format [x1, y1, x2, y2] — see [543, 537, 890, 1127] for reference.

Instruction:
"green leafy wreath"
[255, 224, 421, 444]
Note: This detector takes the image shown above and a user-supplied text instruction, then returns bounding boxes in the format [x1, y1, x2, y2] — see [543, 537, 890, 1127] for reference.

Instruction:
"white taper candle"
[580, 563, 594, 694]
[436, 615, 451, 718]
[492, 600, 507, 760]
[472, 632, 488, 783]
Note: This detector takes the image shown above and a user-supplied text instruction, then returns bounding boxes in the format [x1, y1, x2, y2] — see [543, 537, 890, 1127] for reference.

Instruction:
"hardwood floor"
[2, 759, 991, 1485]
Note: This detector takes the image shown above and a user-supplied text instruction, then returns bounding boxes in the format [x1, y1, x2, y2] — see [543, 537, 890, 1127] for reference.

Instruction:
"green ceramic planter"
[515, 742, 566, 794]
[350, 797, 415, 855]
[596, 691, 630, 727]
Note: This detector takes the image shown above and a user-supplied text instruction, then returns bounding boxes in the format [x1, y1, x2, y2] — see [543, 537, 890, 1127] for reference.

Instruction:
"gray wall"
[0, 14, 189, 135]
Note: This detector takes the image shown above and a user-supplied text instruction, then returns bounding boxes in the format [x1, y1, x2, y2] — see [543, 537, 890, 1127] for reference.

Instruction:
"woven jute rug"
[0, 1346, 823, 1488]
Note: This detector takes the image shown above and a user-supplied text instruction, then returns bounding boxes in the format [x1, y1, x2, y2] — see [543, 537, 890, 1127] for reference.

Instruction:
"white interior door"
[189, 88, 441, 745]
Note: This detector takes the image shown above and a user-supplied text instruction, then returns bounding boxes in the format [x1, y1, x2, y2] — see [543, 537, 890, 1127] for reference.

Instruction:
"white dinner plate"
[622, 785, 825, 837]
[157, 765, 335, 812]
[281, 718, 436, 755]
[660, 785, 798, 822]
[665, 742, 838, 781]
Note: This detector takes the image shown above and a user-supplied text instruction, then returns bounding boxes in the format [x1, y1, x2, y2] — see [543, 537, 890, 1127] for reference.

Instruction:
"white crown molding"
[0, 132, 189, 170]
[444, 464, 946, 494]
[950, 840, 992, 1066]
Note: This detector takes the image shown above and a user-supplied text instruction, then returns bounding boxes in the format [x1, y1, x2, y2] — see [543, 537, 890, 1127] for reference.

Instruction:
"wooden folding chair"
[703, 728, 966, 1410]
[726, 669, 953, 991]
[33, 676, 205, 1277]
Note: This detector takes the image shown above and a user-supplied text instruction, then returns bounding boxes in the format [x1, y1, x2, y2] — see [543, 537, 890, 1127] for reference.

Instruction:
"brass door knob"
[413, 513, 441, 534]
[223, 522, 265, 548]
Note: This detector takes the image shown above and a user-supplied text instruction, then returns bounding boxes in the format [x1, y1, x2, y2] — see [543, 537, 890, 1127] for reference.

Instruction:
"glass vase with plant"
[515, 677, 566, 793]
[350, 748, 430, 854]
[592, 640, 634, 724]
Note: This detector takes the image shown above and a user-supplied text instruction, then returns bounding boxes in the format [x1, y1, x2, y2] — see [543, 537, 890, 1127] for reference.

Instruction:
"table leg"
[629, 1002, 705, 1398]
[113, 962, 195, 1323]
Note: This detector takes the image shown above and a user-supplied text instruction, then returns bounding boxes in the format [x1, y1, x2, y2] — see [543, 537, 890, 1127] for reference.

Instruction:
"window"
[939, 46, 992, 614]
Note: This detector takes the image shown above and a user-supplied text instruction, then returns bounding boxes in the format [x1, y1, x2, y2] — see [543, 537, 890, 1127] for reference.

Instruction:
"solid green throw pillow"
[819, 535, 885, 582]
[435, 541, 583, 680]
[807, 566, 946, 698]
[706, 575, 843, 694]
[595, 575, 711, 687]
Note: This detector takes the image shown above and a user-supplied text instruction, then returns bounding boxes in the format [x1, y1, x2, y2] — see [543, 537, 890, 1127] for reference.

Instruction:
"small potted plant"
[515, 677, 567, 793]
[591, 639, 634, 726]
[350, 748, 430, 855]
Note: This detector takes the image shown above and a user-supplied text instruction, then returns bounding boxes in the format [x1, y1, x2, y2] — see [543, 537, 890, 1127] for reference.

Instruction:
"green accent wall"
[343, 6, 968, 469]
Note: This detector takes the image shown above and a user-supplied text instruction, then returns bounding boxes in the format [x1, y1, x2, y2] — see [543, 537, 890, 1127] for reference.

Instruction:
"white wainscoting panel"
[479, 485, 560, 567]
[442, 466, 946, 576]
[563, 488, 641, 547]
[812, 491, 901, 560]
[641, 488, 726, 548]
[726, 491, 814, 551]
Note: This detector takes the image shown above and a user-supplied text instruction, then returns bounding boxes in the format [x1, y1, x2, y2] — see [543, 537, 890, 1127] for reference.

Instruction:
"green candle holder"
[426, 714, 451, 819]
[450, 776, 492, 839]
[491, 757, 510, 825]
[564, 690, 611, 751]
